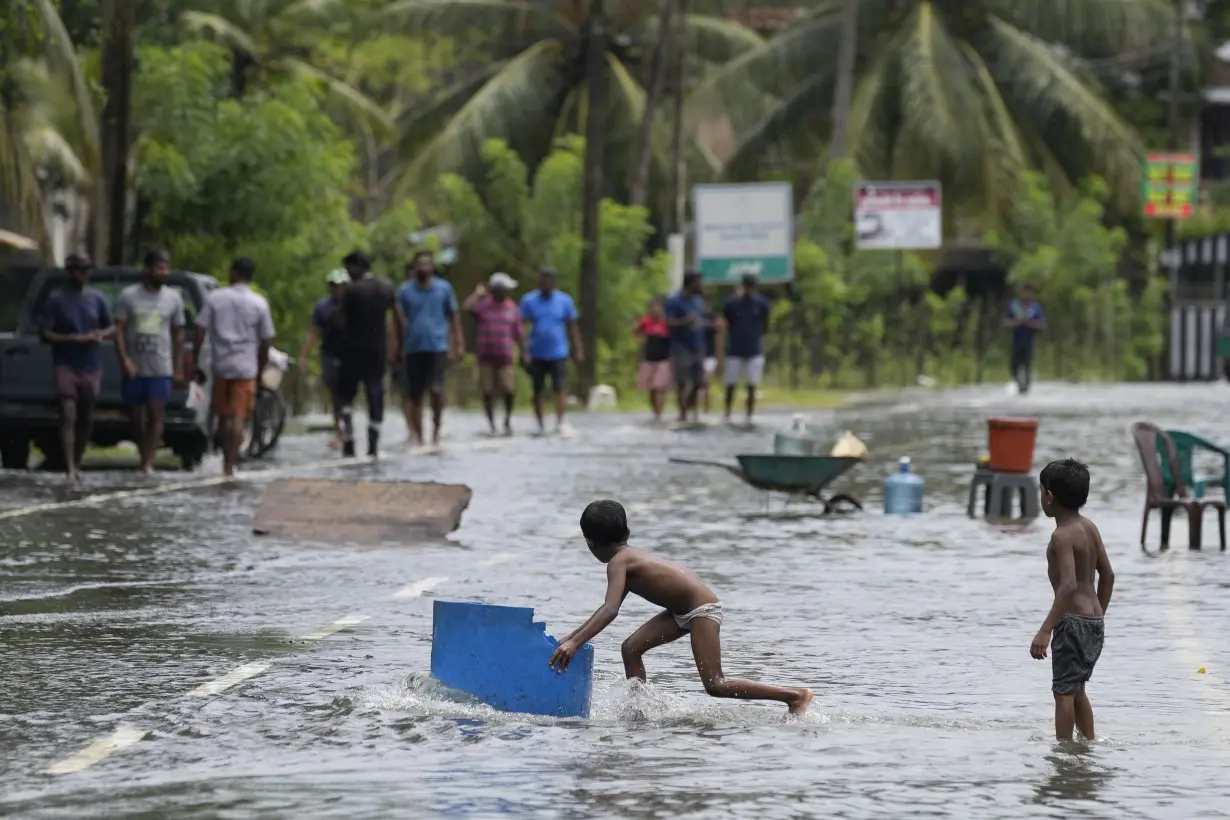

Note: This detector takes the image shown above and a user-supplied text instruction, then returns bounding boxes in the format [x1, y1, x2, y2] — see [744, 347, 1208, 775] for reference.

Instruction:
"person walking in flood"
[397, 251, 463, 446]
[193, 258, 275, 478]
[114, 250, 185, 474]
[297, 269, 349, 449]
[1005, 283, 1046, 394]
[722, 273, 771, 424]
[634, 296, 672, 423]
[549, 499, 813, 715]
[39, 252, 114, 482]
[463, 272, 523, 436]
[1030, 458, 1114, 742]
[337, 251, 400, 458]
[665, 271, 706, 423]
[520, 267, 583, 436]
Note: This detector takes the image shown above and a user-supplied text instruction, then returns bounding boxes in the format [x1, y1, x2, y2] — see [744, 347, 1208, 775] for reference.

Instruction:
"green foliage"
[133, 42, 363, 355]
[435, 136, 660, 390]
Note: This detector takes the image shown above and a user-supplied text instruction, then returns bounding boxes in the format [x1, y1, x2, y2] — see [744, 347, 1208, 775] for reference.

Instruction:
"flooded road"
[2, 384, 1229, 818]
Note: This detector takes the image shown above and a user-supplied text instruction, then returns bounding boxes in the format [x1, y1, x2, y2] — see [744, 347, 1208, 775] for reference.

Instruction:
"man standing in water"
[194, 258, 275, 478]
[520, 267, 583, 435]
[722, 273, 771, 424]
[297, 269, 349, 449]
[665, 271, 706, 423]
[1031, 458, 1114, 742]
[1004, 283, 1046, 393]
[114, 250, 186, 474]
[464, 272, 522, 436]
[397, 251, 463, 446]
[39, 252, 113, 482]
[337, 251, 400, 457]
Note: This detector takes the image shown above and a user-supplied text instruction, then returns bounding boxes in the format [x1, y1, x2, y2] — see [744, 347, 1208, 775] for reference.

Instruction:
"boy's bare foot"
[788, 688, 814, 715]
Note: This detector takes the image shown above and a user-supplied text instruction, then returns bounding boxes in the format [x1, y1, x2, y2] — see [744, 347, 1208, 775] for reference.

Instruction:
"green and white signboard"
[693, 182, 794, 284]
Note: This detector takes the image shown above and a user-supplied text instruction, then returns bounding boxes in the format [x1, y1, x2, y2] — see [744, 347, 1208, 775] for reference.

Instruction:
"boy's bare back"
[610, 547, 719, 615]
[1047, 515, 1111, 618]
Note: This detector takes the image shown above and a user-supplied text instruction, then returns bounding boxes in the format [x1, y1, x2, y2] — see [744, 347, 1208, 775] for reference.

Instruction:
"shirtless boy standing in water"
[1030, 459, 1115, 741]
[548, 500, 813, 714]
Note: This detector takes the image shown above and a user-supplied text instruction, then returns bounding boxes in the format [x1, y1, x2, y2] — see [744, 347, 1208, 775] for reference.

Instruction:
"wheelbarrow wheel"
[821, 493, 863, 515]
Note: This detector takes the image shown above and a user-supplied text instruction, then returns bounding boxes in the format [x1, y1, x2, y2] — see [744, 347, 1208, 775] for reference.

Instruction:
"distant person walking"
[1005, 283, 1046, 394]
[337, 251, 400, 458]
[520, 267, 583, 435]
[297, 269, 349, 449]
[194, 258, 275, 478]
[634, 296, 672, 422]
[722, 274, 771, 423]
[114, 250, 185, 474]
[397, 251, 463, 446]
[39, 252, 114, 482]
[464, 272, 523, 436]
[665, 271, 706, 423]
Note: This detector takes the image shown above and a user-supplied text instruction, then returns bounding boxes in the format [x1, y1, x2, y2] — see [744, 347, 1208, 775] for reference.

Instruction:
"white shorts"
[703, 357, 717, 376]
[724, 355, 765, 387]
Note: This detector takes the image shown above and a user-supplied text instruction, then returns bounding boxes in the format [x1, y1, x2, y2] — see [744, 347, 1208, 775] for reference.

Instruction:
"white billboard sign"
[853, 181, 942, 250]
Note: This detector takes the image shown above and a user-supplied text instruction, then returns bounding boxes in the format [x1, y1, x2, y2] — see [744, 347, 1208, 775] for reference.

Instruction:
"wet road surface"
[2, 384, 1229, 818]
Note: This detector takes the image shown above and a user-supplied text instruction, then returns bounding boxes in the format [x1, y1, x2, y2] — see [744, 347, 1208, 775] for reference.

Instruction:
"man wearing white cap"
[464, 272, 523, 435]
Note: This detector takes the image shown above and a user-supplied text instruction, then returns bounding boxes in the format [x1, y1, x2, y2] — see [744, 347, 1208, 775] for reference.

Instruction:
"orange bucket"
[987, 417, 1039, 473]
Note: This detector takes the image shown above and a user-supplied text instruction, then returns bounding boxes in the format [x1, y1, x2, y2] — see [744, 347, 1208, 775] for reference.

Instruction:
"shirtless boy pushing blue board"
[1031, 459, 1115, 741]
[549, 500, 813, 714]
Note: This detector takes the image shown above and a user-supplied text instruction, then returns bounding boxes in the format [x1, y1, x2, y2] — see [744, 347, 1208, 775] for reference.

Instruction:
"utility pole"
[1165, 0, 1184, 279]
[100, 0, 136, 265]
[828, 0, 859, 161]
[578, 0, 607, 399]
[668, 0, 689, 238]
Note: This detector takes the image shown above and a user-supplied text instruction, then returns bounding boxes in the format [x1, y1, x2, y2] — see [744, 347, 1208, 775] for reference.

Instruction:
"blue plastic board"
[430, 600, 594, 718]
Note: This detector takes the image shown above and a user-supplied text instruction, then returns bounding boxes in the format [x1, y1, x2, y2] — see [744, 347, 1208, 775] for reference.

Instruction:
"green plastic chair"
[1157, 430, 1230, 500]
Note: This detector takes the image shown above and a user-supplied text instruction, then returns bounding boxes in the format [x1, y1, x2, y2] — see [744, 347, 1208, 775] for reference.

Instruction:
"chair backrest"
[1164, 431, 1199, 492]
[1132, 422, 1186, 503]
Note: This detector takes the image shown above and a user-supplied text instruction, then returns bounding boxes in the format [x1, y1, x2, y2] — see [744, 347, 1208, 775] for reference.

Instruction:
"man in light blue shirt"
[665, 271, 707, 423]
[1004, 283, 1046, 394]
[519, 267, 583, 434]
[396, 251, 463, 445]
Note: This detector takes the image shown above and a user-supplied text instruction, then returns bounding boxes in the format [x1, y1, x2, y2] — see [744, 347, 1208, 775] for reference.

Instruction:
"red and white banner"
[853, 181, 942, 250]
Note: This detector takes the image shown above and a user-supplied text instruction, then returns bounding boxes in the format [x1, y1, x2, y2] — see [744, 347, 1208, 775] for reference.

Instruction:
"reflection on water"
[1032, 746, 1114, 805]
[1, 384, 1230, 818]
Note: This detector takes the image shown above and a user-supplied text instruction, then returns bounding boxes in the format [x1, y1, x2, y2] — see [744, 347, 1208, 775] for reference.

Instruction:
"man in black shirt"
[337, 251, 402, 458]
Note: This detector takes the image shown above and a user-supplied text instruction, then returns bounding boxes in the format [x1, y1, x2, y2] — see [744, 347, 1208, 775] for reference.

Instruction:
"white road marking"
[297, 613, 370, 641]
[44, 726, 146, 775]
[187, 661, 273, 698]
[480, 551, 519, 568]
[392, 576, 448, 600]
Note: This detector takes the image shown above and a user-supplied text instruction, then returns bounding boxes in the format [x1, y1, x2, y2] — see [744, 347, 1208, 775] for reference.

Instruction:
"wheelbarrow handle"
[668, 457, 744, 479]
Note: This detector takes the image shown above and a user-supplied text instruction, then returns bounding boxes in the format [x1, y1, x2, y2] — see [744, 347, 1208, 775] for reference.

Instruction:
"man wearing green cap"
[298, 269, 348, 448]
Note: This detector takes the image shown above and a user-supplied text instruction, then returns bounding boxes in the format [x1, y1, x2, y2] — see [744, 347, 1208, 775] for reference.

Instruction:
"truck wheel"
[0, 437, 31, 470]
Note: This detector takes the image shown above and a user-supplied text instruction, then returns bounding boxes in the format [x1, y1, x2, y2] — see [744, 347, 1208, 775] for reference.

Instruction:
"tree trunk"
[99, 0, 136, 265]
[827, 0, 859, 160]
[628, 0, 675, 209]
[666, 0, 689, 237]
[578, 1, 608, 399]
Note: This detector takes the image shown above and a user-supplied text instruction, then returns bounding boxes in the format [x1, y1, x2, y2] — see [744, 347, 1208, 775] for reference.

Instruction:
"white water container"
[773, 414, 818, 456]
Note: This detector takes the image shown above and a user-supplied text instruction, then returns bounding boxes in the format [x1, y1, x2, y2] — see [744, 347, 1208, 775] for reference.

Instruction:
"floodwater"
[2, 384, 1229, 819]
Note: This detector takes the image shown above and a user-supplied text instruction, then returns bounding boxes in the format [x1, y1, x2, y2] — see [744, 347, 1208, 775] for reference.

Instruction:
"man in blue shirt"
[297, 268, 349, 448]
[722, 274, 771, 423]
[665, 271, 707, 423]
[520, 267, 583, 435]
[39, 252, 114, 482]
[1004, 283, 1046, 394]
[397, 251, 463, 446]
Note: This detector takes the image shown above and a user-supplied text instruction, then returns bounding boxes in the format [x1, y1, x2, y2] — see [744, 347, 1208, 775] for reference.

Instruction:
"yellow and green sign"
[1141, 152, 1199, 219]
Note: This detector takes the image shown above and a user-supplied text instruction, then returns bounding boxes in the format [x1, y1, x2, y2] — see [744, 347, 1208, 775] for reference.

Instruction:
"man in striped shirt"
[463, 272, 523, 435]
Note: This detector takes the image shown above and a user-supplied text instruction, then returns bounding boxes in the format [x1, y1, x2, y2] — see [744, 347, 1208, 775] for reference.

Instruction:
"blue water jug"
[884, 456, 924, 515]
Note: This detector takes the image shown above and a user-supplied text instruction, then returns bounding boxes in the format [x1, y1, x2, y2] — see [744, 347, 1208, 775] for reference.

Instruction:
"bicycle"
[206, 349, 292, 462]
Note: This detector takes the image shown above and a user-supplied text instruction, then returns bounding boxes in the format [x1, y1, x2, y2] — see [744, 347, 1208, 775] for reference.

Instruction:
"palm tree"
[181, 0, 390, 127]
[0, 0, 98, 256]
[380, 0, 762, 196]
[692, 0, 1179, 218]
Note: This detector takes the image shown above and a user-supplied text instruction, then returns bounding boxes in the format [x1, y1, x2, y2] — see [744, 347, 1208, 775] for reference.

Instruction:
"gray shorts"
[671, 347, 704, 388]
[1051, 613, 1104, 695]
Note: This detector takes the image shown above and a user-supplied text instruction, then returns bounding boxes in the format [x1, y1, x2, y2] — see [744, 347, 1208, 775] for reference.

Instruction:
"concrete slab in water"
[252, 479, 472, 543]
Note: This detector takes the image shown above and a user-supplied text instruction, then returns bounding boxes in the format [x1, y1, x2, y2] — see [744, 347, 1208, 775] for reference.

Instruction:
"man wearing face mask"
[396, 251, 463, 446]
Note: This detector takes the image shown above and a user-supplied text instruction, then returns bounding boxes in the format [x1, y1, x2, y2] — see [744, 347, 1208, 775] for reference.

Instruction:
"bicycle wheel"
[245, 387, 287, 460]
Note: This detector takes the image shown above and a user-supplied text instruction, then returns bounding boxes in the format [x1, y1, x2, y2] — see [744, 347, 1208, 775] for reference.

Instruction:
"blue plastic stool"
[430, 600, 595, 718]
